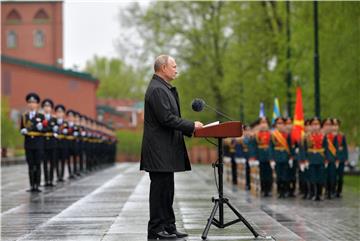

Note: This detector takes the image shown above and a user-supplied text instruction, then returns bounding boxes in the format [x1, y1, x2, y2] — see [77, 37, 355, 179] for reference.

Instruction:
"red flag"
[291, 87, 304, 142]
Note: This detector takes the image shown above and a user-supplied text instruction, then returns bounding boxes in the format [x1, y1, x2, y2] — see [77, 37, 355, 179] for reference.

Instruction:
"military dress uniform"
[325, 132, 338, 199]
[54, 105, 69, 182]
[305, 131, 327, 201]
[270, 129, 293, 198]
[253, 130, 273, 197]
[41, 99, 58, 186]
[236, 135, 254, 190]
[335, 132, 348, 197]
[20, 93, 45, 192]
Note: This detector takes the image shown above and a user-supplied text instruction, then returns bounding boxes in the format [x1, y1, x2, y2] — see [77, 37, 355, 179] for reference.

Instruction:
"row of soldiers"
[225, 116, 348, 201]
[20, 92, 117, 192]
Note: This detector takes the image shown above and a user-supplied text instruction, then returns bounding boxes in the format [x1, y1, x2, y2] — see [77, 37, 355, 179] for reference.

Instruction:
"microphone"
[191, 98, 233, 121]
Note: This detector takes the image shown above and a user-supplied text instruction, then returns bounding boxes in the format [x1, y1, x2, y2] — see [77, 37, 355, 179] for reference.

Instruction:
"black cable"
[205, 137, 218, 147]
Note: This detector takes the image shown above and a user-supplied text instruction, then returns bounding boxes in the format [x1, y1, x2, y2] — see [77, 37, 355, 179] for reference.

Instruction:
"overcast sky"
[63, 0, 150, 70]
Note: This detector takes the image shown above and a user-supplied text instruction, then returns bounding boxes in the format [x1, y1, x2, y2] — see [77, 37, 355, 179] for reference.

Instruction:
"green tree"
[1, 97, 21, 150]
[85, 56, 147, 99]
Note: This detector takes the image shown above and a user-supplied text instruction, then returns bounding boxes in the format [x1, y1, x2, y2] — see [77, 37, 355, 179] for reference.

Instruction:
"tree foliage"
[85, 56, 147, 99]
[118, 1, 360, 145]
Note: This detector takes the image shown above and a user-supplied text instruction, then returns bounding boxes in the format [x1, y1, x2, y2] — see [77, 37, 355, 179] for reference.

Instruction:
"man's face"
[27, 101, 38, 111]
[43, 105, 52, 113]
[311, 121, 320, 132]
[67, 113, 75, 122]
[276, 120, 285, 131]
[56, 110, 64, 119]
[162, 57, 177, 81]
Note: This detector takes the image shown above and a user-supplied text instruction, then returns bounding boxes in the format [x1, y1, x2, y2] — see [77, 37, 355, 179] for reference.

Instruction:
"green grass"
[344, 175, 360, 193]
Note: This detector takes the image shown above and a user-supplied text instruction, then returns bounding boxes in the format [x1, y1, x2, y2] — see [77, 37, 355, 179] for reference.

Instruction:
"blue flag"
[272, 97, 281, 124]
[259, 102, 265, 118]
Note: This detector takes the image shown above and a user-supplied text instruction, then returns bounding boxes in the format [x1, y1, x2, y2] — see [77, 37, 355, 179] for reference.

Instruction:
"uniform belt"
[275, 147, 287, 151]
[44, 132, 54, 137]
[57, 134, 65, 139]
[66, 136, 75, 140]
[258, 145, 269, 149]
[308, 148, 324, 153]
[27, 131, 43, 137]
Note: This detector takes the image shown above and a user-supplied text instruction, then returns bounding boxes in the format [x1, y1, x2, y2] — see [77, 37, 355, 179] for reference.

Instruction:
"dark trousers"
[43, 148, 56, 184]
[56, 147, 68, 180]
[148, 172, 176, 234]
[25, 148, 43, 189]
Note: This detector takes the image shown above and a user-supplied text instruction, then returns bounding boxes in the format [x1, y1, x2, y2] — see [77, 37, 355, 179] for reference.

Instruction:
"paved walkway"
[1, 163, 359, 241]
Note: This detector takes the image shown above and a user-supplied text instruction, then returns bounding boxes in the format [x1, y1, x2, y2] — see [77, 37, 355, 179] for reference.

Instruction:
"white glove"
[270, 160, 276, 169]
[21, 128, 28, 135]
[36, 122, 43, 131]
[62, 128, 68, 134]
[305, 161, 309, 169]
[57, 119, 63, 125]
[81, 131, 86, 137]
[73, 131, 79, 137]
[288, 158, 294, 168]
[335, 160, 340, 169]
[52, 125, 59, 132]
[53, 133, 58, 138]
[299, 163, 305, 172]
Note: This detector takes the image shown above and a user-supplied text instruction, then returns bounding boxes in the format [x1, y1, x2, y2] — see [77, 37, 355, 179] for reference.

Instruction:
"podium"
[194, 121, 259, 240]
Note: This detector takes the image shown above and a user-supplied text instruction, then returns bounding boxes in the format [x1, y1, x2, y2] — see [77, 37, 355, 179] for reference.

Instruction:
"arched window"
[33, 30, 45, 48]
[6, 9, 22, 23]
[7, 31, 17, 48]
[34, 9, 49, 21]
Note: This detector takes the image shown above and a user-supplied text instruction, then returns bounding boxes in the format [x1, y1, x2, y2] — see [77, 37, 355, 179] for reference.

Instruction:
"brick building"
[1, 0, 98, 122]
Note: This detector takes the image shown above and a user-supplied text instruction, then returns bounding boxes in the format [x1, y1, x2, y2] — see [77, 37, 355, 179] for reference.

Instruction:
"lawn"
[344, 175, 360, 193]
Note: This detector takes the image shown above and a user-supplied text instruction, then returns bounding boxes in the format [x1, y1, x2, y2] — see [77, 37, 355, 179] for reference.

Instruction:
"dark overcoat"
[140, 74, 194, 172]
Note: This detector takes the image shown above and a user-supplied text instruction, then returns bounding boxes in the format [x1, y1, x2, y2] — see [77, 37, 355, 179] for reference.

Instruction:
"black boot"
[314, 184, 322, 201]
[336, 179, 343, 198]
[302, 182, 308, 199]
[308, 183, 315, 200]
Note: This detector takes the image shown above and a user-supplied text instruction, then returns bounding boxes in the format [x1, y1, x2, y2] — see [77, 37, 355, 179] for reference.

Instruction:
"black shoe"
[57, 179, 64, 182]
[167, 230, 188, 238]
[48, 183, 55, 187]
[147, 231, 177, 240]
[34, 188, 42, 193]
[69, 175, 75, 179]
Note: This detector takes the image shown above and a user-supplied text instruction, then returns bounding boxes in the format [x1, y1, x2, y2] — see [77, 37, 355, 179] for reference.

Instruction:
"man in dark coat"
[141, 55, 203, 240]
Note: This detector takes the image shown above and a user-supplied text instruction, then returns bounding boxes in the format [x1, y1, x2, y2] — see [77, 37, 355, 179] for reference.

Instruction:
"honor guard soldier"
[305, 117, 327, 201]
[322, 118, 338, 199]
[251, 117, 273, 197]
[333, 118, 348, 197]
[75, 112, 85, 174]
[41, 98, 58, 187]
[236, 125, 254, 190]
[54, 104, 68, 182]
[284, 117, 297, 197]
[80, 115, 90, 172]
[270, 117, 293, 198]
[65, 110, 77, 178]
[298, 119, 310, 198]
[20, 93, 45, 192]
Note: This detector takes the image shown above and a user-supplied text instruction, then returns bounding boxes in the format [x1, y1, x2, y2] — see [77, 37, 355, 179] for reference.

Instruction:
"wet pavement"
[1, 163, 359, 241]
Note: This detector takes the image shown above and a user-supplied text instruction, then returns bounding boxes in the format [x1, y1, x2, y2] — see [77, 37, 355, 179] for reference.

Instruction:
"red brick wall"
[1, 1, 63, 66]
[2, 62, 97, 118]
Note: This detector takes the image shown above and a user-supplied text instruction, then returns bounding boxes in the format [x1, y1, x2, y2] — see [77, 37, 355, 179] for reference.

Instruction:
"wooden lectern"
[194, 121, 259, 240]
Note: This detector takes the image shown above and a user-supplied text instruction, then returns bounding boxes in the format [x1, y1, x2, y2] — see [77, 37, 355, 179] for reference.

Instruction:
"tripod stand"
[201, 137, 259, 240]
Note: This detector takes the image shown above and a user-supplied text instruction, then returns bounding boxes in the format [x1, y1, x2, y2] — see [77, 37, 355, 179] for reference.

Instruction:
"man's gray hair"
[154, 55, 170, 72]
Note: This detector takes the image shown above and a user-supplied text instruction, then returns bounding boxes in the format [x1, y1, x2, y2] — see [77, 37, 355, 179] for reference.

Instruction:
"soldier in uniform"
[333, 118, 348, 198]
[251, 117, 273, 197]
[20, 93, 45, 192]
[322, 118, 338, 199]
[236, 125, 254, 190]
[54, 104, 68, 182]
[270, 117, 292, 198]
[65, 110, 77, 178]
[75, 112, 85, 174]
[299, 119, 311, 199]
[41, 98, 58, 187]
[284, 117, 297, 197]
[305, 117, 327, 201]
